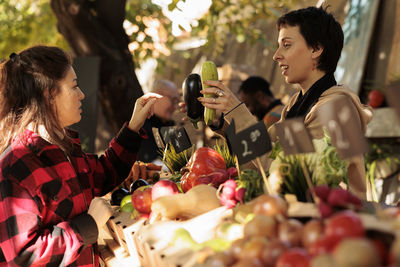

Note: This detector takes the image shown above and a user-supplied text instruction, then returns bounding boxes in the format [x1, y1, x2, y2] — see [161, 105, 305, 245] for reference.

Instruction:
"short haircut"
[151, 79, 177, 94]
[277, 6, 344, 73]
[238, 76, 273, 97]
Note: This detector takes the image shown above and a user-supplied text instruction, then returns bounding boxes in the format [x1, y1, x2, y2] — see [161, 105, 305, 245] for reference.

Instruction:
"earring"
[312, 62, 316, 71]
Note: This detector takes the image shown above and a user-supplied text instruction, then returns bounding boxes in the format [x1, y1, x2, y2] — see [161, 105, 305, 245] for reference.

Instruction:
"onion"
[232, 258, 264, 267]
[244, 214, 277, 239]
[278, 219, 303, 247]
[301, 219, 324, 248]
[205, 250, 235, 267]
[237, 236, 268, 261]
[229, 238, 248, 260]
[260, 238, 288, 266]
[333, 238, 380, 267]
[254, 194, 288, 218]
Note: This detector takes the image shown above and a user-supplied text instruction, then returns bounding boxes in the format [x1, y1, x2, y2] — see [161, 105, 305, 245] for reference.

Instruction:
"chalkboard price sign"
[317, 97, 368, 159]
[160, 126, 175, 145]
[171, 127, 192, 153]
[159, 126, 192, 153]
[225, 120, 272, 165]
[275, 118, 315, 155]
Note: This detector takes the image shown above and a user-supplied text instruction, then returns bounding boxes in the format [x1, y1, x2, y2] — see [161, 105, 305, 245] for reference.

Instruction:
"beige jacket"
[223, 86, 373, 199]
[269, 85, 373, 199]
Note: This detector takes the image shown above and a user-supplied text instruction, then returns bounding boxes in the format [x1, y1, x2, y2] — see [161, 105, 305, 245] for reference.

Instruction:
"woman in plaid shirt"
[0, 45, 160, 266]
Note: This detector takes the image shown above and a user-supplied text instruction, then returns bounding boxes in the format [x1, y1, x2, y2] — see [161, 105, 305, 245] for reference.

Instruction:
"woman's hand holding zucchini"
[198, 80, 241, 114]
[180, 60, 241, 127]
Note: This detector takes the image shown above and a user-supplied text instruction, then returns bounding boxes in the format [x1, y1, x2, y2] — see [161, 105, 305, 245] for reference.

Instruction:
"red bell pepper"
[180, 147, 227, 192]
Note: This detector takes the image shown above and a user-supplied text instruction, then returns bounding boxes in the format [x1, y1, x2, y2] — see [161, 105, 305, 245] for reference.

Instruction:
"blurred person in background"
[138, 79, 180, 166]
[0, 45, 159, 266]
[238, 76, 284, 129]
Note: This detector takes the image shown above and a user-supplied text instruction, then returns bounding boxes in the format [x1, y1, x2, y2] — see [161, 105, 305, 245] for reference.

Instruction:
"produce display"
[102, 61, 400, 267]
[125, 161, 162, 187]
[103, 140, 400, 267]
[269, 133, 348, 201]
[180, 147, 228, 192]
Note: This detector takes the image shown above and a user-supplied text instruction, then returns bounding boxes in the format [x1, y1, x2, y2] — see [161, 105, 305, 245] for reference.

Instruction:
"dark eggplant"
[130, 179, 150, 194]
[183, 73, 204, 129]
[110, 187, 130, 206]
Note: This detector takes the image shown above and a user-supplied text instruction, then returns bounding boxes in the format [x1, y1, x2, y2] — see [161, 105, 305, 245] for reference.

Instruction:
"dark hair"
[277, 6, 344, 73]
[0, 45, 73, 154]
[238, 76, 274, 97]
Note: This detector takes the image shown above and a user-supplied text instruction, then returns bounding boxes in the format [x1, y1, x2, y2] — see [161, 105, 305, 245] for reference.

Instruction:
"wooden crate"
[134, 229, 197, 267]
[133, 206, 233, 267]
[106, 208, 147, 261]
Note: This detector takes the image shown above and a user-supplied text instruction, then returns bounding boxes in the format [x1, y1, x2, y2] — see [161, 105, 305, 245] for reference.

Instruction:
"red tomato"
[367, 90, 384, 108]
[180, 147, 226, 192]
[324, 210, 365, 241]
[308, 235, 340, 256]
[275, 248, 311, 267]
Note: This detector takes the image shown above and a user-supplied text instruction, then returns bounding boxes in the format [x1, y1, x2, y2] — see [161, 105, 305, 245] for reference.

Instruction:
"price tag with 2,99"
[225, 120, 272, 165]
[317, 97, 368, 159]
[274, 118, 315, 155]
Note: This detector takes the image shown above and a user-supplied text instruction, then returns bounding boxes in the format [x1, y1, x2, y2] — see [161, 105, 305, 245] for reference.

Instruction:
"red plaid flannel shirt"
[0, 124, 141, 266]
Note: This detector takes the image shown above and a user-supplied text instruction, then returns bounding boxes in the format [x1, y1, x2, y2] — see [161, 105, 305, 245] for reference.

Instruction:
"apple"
[276, 248, 310, 267]
[254, 194, 288, 218]
[131, 185, 152, 214]
[324, 210, 365, 241]
[151, 179, 179, 201]
[120, 194, 132, 208]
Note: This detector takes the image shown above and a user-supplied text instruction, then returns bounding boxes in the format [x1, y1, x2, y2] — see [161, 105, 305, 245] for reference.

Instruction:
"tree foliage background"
[0, 0, 67, 57]
[1, 0, 298, 64]
[0, 0, 298, 133]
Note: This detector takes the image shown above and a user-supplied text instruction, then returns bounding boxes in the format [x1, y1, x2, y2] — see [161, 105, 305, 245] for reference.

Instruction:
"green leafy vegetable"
[236, 169, 265, 202]
[161, 143, 194, 173]
[269, 132, 349, 202]
[214, 140, 236, 168]
[364, 141, 400, 202]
